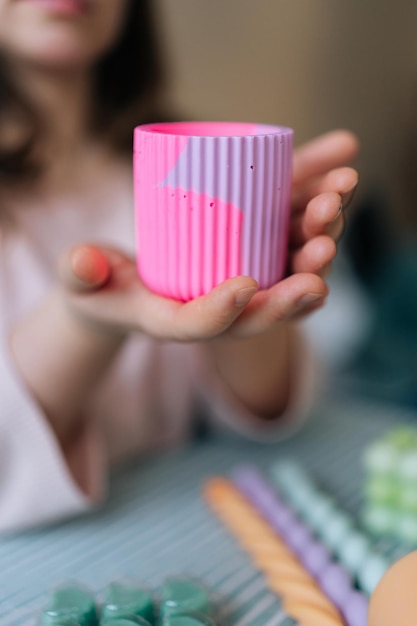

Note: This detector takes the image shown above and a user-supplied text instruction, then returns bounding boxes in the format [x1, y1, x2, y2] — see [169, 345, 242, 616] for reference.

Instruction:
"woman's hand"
[60, 130, 359, 342]
[227, 129, 359, 337]
[58, 244, 260, 341]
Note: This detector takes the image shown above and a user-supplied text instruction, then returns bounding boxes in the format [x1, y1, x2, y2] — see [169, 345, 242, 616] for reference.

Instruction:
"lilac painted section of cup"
[134, 122, 293, 300]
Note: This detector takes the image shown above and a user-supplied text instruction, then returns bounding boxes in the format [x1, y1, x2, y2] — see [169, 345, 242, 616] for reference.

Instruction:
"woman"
[0, 0, 359, 531]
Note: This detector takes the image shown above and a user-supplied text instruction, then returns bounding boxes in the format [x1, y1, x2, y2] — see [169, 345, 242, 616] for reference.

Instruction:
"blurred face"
[0, 0, 131, 69]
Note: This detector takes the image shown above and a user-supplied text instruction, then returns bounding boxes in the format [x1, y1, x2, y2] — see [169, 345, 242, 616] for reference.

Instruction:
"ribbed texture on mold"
[134, 125, 293, 301]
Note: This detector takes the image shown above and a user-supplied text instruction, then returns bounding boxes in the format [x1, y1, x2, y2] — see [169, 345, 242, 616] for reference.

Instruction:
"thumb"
[58, 244, 111, 293]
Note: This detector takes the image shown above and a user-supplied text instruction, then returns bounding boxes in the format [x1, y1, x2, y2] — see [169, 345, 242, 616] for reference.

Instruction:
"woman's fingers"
[60, 244, 260, 341]
[291, 235, 337, 275]
[292, 166, 358, 213]
[227, 273, 328, 338]
[292, 129, 359, 187]
[132, 276, 259, 341]
[325, 212, 345, 242]
[58, 238, 332, 342]
[59, 244, 111, 292]
[290, 191, 345, 247]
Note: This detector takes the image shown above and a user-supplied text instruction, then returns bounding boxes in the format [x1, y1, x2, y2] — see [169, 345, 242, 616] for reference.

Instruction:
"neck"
[10, 54, 95, 151]
[11, 60, 93, 150]
[7, 60, 102, 193]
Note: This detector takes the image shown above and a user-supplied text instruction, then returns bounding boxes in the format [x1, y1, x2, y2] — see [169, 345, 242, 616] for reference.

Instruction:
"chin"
[29, 44, 91, 69]
[10, 29, 99, 69]
[0, 0, 129, 71]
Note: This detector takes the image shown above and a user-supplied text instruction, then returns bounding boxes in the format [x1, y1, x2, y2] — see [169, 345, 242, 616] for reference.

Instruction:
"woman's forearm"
[207, 323, 295, 418]
[10, 290, 125, 449]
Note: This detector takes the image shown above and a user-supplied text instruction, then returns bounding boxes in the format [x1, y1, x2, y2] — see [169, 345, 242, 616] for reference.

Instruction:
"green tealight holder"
[365, 475, 400, 506]
[101, 615, 151, 626]
[101, 615, 150, 626]
[100, 615, 150, 626]
[101, 582, 155, 624]
[159, 579, 211, 618]
[385, 427, 417, 450]
[44, 622, 81, 626]
[41, 586, 98, 626]
[400, 486, 417, 513]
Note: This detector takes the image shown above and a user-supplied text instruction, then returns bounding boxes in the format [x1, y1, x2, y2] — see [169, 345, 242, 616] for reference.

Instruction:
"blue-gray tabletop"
[1, 398, 415, 626]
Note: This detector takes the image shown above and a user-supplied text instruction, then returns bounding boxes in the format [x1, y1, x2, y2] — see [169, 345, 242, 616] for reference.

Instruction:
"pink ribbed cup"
[134, 121, 293, 301]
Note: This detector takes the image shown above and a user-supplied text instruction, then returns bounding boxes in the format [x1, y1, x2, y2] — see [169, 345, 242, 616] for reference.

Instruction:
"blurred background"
[156, 0, 417, 215]
[155, 0, 417, 407]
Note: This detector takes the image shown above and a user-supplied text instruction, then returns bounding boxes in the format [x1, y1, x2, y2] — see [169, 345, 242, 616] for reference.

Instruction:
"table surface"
[1, 397, 415, 626]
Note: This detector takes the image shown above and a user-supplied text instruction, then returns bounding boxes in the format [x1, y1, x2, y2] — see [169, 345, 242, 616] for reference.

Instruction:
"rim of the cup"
[134, 121, 293, 142]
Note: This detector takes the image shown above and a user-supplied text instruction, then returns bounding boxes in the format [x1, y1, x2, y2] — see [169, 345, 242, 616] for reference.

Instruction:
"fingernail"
[234, 287, 257, 307]
[70, 246, 109, 286]
[341, 184, 358, 210]
[296, 293, 323, 309]
[331, 202, 344, 223]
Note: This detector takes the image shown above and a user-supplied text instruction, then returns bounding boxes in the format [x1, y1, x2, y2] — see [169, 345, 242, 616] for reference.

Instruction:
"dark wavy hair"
[0, 0, 165, 184]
